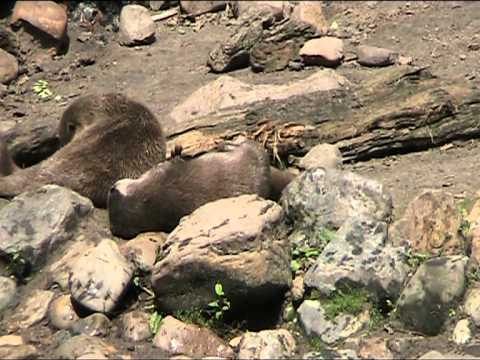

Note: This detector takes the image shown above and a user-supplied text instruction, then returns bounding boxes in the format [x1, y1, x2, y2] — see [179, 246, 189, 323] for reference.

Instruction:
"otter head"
[108, 162, 183, 239]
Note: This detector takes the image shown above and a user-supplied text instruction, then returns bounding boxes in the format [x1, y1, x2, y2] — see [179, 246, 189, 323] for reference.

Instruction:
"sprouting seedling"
[207, 281, 231, 320]
[32, 79, 53, 99]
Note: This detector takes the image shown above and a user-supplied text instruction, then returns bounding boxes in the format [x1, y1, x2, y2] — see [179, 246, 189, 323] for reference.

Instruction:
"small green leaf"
[215, 282, 224, 296]
[208, 300, 219, 307]
[290, 260, 301, 272]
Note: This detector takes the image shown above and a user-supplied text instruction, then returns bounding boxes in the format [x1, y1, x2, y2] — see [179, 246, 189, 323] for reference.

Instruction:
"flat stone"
[300, 37, 344, 67]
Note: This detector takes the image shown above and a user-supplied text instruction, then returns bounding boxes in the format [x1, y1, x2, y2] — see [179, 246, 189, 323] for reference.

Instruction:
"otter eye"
[68, 124, 75, 133]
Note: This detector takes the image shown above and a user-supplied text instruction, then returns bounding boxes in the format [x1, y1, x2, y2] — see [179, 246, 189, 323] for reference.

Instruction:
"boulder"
[151, 195, 291, 313]
[153, 316, 234, 358]
[396, 255, 468, 335]
[236, 329, 296, 359]
[356, 45, 399, 67]
[297, 143, 343, 170]
[0, 49, 18, 84]
[390, 189, 465, 256]
[11, 0, 68, 40]
[0, 185, 93, 268]
[69, 239, 134, 313]
[119, 5, 156, 46]
[300, 37, 344, 67]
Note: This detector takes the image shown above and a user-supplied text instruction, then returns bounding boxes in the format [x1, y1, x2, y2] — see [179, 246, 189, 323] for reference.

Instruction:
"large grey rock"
[119, 5, 155, 46]
[0, 49, 18, 84]
[298, 143, 343, 170]
[152, 195, 291, 313]
[397, 255, 468, 335]
[356, 46, 398, 67]
[0, 185, 93, 268]
[69, 239, 134, 313]
[153, 316, 234, 358]
[0, 276, 16, 313]
[281, 167, 392, 246]
[170, 70, 345, 124]
[297, 300, 370, 345]
[236, 329, 296, 359]
[7, 289, 55, 332]
[54, 334, 119, 359]
[180, 1, 226, 17]
[304, 217, 410, 300]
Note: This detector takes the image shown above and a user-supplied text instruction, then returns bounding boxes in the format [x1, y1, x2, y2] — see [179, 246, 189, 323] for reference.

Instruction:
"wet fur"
[0, 93, 166, 207]
[108, 140, 275, 238]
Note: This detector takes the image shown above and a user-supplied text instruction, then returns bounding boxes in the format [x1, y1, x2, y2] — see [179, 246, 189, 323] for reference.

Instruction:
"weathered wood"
[165, 66, 480, 163]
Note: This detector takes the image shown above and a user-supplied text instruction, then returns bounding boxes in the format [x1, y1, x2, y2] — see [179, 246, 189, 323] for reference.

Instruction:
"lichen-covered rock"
[281, 167, 392, 247]
[0, 185, 93, 268]
[396, 255, 468, 335]
[390, 189, 465, 256]
[304, 217, 409, 300]
[69, 239, 134, 313]
[297, 300, 370, 345]
[236, 329, 296, 359]
[151, 195, 291, 313]
[153, 316, 233, 358]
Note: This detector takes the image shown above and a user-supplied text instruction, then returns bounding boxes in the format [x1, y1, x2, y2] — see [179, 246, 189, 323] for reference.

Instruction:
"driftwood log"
[165, 65, 480, 163]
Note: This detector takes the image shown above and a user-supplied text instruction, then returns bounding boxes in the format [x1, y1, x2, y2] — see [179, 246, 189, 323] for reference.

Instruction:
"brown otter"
[0, 93, 166, 207]
[108, 140, 293, 239]
[0, 135, 18, 176]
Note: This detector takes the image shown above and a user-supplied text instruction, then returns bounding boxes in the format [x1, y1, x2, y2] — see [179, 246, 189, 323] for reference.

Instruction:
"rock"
[291, 275, 305, 302]
[396, 255, 468, 335]
[71, 313, 111, 337]
[356, 45, 398, 67]
[358, 337, 393, 359]
[47, 236, 97, 291]
[180, 1, 226, 17]
[0, 276, 16, 312]
[119, 5, 155, 46]
[69, 239, 134, 313]
[297, 143, 343, 170]
[11, 1, 68, 40]
[297, 299, 370, 345]
[0, 344, 38, 360]
[291, 1, 328, 35]
[153, 316, 234, 358]
[249, 19, 316, 73]
[170, 69, 345, 124]
[120, 232, 166, 272]
[304, 217, 409, 300]
[281, 167, 392, 246]
[452, 318, 474, 345]
[149, 1, 167, 11]
[121, 310, 152, 342]
[0, 49, 18, 84]
[151, 195, 291, 313]
[7, 289, 54, 332]
[5, 115, 60, 168]
[48, 295, 80, 330]
[419, 351, 446, 360]
[390, 189, 465, 256]
[469, 225, 480, 264]
[234, 1, 289, 20]
[463, 287, 480, 326]
[300, 37, 344, 67]
[54, 334, 119, 359]
[236, 329, 296, 359]
[0, 185, 93, 268]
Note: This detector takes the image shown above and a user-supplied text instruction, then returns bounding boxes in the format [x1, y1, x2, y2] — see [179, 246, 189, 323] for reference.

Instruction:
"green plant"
[6, 249, 28, 278]
[307, 336, 325, 353]
[290, 245, 321, 273]
[467, 267, 480, 286]
[174, 308, 211, 328]
[367, 305, 385, 333]
[458, 198, 473, 237]
[321, 287, 370, 320]
[207, 282, 231, 320]
[404, 248, 430, 268]
[32, 79, 53, 99]
[149, 311, 162, 335]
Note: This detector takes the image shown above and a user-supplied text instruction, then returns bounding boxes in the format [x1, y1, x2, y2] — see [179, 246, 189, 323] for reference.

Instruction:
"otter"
[0, 135, 18, 176]
[0, 93, 166, 207]
[108, 140, 294, 239]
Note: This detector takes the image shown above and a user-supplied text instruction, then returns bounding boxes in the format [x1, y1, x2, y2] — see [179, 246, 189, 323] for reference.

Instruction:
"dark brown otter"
[0, 135, 18, 176]
[108, 140, 289, 239]
[0, 93, 166, 207]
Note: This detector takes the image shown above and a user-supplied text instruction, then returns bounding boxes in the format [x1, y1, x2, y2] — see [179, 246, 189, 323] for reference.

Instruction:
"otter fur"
[0, 93, 166, 207]
[107, 140, 289, 239]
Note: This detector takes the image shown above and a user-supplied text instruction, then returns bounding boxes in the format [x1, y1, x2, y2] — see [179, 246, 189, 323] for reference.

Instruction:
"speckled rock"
[236, 329, 296, 359]
[69, 239, 134, 313]
[121, 310, 152, 342]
